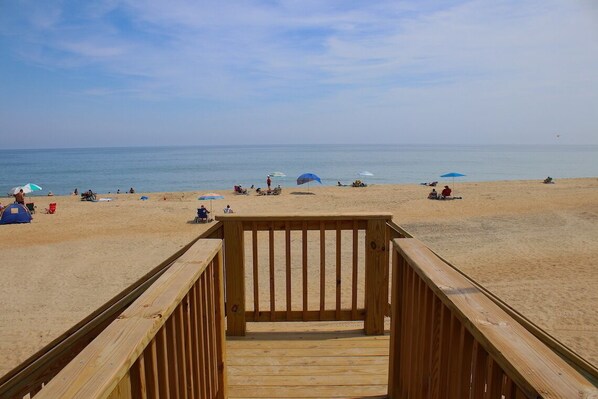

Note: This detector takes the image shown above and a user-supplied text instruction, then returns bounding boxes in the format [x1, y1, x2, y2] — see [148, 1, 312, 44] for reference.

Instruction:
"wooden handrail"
[34, 238, 227, 399]
[387, 238, 598, 398]
[217, 213, 392, 336]
[386, 220, 598, 386]
[0, 223, 224, 399]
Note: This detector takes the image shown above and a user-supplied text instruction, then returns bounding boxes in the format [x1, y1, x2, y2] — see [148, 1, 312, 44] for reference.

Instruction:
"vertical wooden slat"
[351, 220, 358, 320]
[269, 223, 276, 321]
[252, 223, 259, 320]
[319, 221, 326, 320]
[437, 305, 451, 399]
[166, 316, 180, 399]
[502, 374, 516, 399]
[182, 294, 195, 399]
[201, 275, 213, 398]
[175, 306, 188, 399]
[429, 296, 442, 399]
[387, 250, 402, 399]
[130, 354, 147, 399]
[485, 357, 504, 399]
[285, 222, 292, 319]
[399, 258, 411, 398]
[470, 341, 488, 399]
[406, 267, 417, 396]
[447, 314, 461, 398]
[155, 327, 170, 399]
[190, 282, 206, 399]
[421, 285, 435, 398]
[302, 221, 308, 321]
[335, 221, 341, 320]
[144, 340, 160, 398]
[214, 249, 228, 399]
[364, 218, 388, 334]
[196, 278, 208, 399]
[458, 326, 474, 398]
[416, 278, 428, 397]
[208, 262, 220, 395]
[224, 220, 246, 335]
[207, 263, 218, 398]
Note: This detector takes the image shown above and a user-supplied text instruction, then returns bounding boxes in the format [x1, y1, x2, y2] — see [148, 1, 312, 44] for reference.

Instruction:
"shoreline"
[1, 177, 597, 375]
[5, 175, 597, 200]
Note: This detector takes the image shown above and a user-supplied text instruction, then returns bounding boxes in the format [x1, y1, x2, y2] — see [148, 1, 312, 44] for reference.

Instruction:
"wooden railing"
[217, 213, 392, 336]
[0, 224, 223, 399]
[387, 238, 598, 398]
[33, 239, 227, 399]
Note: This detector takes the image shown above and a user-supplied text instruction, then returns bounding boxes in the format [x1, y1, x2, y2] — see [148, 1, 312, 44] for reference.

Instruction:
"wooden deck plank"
[226, 324, 389, 399]
[227, 364, 388, 376]
[227, 385, 387, 398]
[228, 356, 389, 367]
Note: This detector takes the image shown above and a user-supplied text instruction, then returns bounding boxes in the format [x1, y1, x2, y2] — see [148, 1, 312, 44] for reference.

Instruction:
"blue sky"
[1, 0, 597, 149]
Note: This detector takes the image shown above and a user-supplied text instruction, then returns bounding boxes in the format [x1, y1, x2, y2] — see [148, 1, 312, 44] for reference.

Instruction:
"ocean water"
[0, 144, 596, 196]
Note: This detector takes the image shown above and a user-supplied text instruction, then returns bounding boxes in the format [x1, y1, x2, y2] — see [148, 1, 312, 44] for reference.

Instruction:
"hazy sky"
[1, 0, 597, 149]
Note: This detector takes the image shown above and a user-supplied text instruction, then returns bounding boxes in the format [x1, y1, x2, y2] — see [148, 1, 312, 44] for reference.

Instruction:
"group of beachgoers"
[234, 175, 283, 196]
[427, 185, 456, 200]
[337, 180, 367, 187]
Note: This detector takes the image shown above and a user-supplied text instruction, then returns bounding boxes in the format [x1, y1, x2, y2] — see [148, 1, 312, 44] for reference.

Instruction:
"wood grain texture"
[226, 325, 390, 399]
[223, 221, 246, 336]
[32, 240, 223, 399]
[392, 238, 598, 399]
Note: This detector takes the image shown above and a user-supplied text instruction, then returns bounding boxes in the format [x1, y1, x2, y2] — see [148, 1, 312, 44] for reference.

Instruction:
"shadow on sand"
[290, 191, 316, 195]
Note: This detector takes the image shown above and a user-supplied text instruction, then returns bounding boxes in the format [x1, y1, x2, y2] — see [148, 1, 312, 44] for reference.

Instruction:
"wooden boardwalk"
[226, 321, 390, 399]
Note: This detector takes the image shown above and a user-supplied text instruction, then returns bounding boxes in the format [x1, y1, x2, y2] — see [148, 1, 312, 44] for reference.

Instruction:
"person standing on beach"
[14, 189, 25, 205]
[267, 176, 272, 190]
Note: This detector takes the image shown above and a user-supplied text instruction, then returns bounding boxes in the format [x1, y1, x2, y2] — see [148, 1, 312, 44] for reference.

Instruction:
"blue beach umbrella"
[440, 172, 466, 190]
[198, 193, 224, 213]
[297, 173, 322, 192]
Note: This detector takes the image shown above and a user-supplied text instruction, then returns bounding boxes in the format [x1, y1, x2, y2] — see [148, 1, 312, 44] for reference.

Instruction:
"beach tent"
[0, 203, 32, 225]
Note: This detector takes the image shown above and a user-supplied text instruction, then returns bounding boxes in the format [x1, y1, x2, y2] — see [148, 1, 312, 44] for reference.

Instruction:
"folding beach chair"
[25, 202, 36, 214]
[45, 203, 57, 214]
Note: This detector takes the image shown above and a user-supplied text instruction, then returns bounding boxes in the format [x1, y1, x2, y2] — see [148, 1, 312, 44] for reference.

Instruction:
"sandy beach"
[1, 178, 597, 377]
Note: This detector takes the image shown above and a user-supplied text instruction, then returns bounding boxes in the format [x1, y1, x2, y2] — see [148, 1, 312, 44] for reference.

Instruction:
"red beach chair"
[45, 203, 57, 214]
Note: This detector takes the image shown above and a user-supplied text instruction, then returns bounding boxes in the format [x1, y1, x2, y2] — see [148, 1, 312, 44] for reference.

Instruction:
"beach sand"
[1, 178, 597, 377]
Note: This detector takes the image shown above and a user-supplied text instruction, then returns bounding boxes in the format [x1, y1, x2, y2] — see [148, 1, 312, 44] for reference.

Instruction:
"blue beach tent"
[0, 203, 32, 225]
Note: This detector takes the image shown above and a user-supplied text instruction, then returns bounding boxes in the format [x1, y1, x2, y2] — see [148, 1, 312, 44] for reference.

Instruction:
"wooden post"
[223, 220, 246, 336]
[364, 218, 389, 335]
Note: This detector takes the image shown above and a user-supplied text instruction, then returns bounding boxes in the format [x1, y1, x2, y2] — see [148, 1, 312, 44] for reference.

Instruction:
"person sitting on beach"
[543, 176, 554, 184]
[81, 189, 96, 201]
[223, 205, 234, 214]
[234, 185, 247, 195]
[197, 205, 210, 222]
[14, 189, 25, 205]
[129, 187, 135, 194]
[428, 188, 438, 199]
[441, 185, 452, 199]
